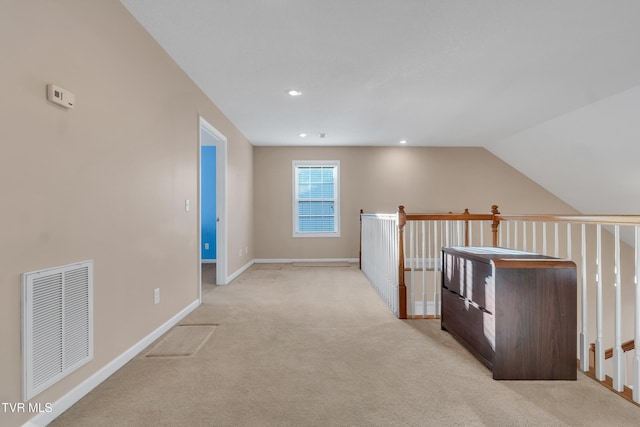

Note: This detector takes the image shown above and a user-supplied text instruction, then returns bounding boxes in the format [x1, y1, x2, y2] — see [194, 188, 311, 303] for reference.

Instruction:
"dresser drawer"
[441, 289, 494, 368]
[467, 258, 491, 309]
[443, 255, 492, 310]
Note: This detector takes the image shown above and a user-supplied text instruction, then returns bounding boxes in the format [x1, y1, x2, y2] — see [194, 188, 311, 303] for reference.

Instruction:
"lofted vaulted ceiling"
[120, 1, 640, 215]
[120, 0, 640, 148]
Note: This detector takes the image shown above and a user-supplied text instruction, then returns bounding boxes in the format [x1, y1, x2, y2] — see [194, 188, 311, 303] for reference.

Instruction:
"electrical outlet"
[238, 249, 243, 257]
[154, 288, 160, 304]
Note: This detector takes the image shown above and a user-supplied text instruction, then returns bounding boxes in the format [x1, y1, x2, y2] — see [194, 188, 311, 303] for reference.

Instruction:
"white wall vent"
[22, 260, 93, 401]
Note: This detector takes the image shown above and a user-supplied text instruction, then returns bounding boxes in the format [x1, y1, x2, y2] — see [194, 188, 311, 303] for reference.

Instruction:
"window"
[293, 160, 340, 237]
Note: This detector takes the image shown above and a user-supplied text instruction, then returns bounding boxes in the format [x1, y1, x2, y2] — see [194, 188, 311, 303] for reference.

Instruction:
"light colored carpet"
[50, 263, 640, 426]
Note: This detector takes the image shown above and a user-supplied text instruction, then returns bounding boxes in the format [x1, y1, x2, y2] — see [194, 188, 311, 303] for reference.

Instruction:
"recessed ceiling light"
[299, 133, 307, 138]
[400, 140, 408, 144]
[287, 89, 302, 96]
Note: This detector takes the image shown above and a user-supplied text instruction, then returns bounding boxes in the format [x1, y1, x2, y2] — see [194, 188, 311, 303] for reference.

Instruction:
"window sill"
[293, 232, 341, 238]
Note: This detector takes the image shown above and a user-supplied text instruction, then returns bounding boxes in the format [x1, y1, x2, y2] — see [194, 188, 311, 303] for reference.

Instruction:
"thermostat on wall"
[47, 84, 75, 109]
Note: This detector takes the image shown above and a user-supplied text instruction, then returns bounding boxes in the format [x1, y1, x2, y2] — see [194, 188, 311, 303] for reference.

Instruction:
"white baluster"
[434, 221, 439, 317]
[385, 219, 389, 310]
[612, 226, 624, 392]
[394, 219, 399, 313]
[393, 218, 398, 313]
[390, 220, 393, 310]
[445, 220, 449, 248]
[554, 223, 559, 258]
[634, 225, 640, 403]
[506, 221, 510, 248]
[421, 221, 426, 318]
[580, 223, 589, 371]
[596, 224, 604, 381]
[409, 221, 414, 317]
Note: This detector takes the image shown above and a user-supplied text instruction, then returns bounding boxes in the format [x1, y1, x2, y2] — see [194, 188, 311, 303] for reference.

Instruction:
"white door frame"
[198, 116, 228, 302]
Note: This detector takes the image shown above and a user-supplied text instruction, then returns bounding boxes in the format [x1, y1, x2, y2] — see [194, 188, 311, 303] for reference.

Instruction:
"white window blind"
[293, 160, 340, 237]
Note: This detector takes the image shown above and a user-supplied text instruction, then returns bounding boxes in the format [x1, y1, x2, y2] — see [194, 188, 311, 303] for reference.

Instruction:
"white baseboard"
[24, 299, 200, 427]
[201, 259, 216, 264]
[225, 259, 255, 284]
[219, 258, 359, 285]
[254, 258, 359, 264]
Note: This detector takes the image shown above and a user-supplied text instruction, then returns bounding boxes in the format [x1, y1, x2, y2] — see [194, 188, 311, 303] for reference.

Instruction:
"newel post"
[491, 205, 500, 247]
[463, 208, 470, 246]
[398, 205, 407, 319]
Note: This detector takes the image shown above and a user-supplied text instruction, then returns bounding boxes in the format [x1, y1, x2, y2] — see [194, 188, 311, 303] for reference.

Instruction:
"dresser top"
[447, 246, 535, 256]
[443, 246, 575, 268]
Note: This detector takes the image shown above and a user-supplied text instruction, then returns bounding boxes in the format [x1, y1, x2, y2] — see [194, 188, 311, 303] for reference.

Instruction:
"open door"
[199, 117, 227, 302]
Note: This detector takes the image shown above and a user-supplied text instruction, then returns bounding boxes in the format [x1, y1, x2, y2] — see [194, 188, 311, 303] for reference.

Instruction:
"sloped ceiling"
[120, 0, 640, 213]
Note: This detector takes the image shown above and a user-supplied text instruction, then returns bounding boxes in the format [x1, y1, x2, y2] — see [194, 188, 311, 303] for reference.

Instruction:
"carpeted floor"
[50, 263, 640, 426]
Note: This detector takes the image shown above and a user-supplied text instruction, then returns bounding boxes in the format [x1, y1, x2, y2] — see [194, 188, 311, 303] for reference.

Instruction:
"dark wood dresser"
[441, 246, 577, 380]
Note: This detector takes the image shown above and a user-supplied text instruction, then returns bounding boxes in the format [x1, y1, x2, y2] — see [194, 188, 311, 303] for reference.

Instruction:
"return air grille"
[22, 260, 93, 401]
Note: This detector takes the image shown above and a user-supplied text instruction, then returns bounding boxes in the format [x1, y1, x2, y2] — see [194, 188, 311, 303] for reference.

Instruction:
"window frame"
[292, 160, 341, 238]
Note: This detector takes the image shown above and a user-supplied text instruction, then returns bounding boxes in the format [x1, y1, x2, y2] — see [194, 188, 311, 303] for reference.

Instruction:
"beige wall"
[254, 146, 577, 260]
[1, 2, 631, 425]
[0, 1, 252, 425]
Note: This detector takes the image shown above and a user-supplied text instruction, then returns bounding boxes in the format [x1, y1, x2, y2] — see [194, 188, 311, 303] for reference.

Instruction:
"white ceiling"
[120, 0, 640, 147]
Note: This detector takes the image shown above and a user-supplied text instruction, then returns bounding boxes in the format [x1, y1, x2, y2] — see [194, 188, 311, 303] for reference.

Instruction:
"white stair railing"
[360, 212, 400, 317]
[496, 214, 640, 402]
[402, 219, 493, 317]
[360, 205, 640, 404]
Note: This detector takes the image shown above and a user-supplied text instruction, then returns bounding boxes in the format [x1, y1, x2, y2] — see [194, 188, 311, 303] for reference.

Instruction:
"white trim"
[201, 260, 217, 264]
[199, 117, 228, 287]
[24, 299, 200, 427]
[254, 258, 358, 264]
[225, 260, 255, 284]
[292, 160, 341, 238]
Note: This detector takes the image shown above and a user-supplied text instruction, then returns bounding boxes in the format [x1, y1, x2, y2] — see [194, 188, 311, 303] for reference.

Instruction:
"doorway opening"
[199, 117, 227, 301]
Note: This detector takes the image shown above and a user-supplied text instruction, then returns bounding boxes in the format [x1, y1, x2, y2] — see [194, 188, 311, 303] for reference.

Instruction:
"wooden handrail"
[404, 205, 501, 248]
[496, 214, 640, 226]
[405, 213, 494, 221]
[402, 208, 640, 255]
[361, 213, 398, 220]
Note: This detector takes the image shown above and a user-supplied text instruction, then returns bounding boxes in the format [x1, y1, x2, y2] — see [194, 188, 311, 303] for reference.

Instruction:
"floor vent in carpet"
[145, 324, 217, 358]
